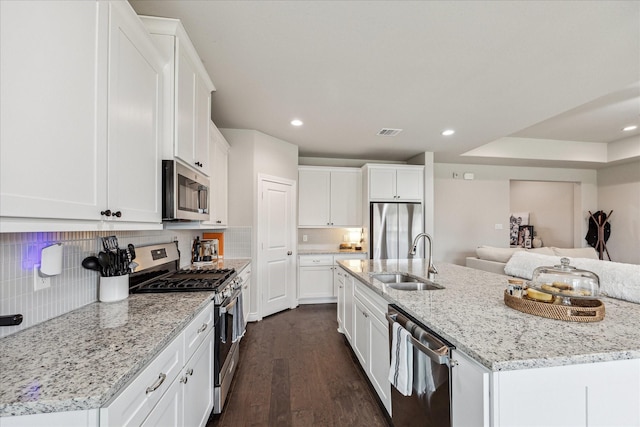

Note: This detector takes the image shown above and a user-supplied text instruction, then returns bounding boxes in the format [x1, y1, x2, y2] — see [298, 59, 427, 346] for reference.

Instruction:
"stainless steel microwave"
[162, 160, 210, 221]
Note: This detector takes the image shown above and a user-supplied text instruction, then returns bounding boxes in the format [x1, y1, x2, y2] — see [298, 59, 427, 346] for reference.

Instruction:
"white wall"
[434, 163, 597, 265]
[597, 160, 640, 264]
[220, 129, 298, 317]
[510, 181, 576, 248]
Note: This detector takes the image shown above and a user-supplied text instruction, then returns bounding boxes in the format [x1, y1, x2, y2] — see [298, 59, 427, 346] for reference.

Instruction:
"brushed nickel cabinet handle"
[145, 373, 167, 394]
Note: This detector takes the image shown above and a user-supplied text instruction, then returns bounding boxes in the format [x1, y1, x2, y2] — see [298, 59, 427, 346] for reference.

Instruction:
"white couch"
[466, 246, 640, 304]
[465, 246, 599, 275]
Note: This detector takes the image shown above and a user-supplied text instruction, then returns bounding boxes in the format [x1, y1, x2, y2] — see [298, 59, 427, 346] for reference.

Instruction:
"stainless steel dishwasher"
[386, 305, 455, 427]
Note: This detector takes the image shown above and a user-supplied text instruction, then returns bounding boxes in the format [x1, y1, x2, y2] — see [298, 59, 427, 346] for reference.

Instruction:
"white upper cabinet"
[298, 166, 362, 227]
[139, 16, 215, 176]
[365, 164, 424, 202]
[0, 1, 164, 232]
[204, 122, 229, 227]
[107, 1, 163, 224]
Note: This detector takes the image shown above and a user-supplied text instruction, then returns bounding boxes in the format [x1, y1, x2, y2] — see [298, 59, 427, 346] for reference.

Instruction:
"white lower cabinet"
[298, 254, 367, 304]
[100, 332, 184, 426]
[181, 330, 214, 427]
[493, 358, 640, 427]
[238, 263, 252, 326]
[100, 302, 214, 427]
[298, 255, 334, 302]
[342, 271, 355, 344]
[352, 279, 391, 415]
[451, 349, 491, 427]
[338, 268, 391, 413]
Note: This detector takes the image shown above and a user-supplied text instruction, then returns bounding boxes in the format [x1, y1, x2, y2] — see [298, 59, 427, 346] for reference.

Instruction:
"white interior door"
[259, 176, 296, 318]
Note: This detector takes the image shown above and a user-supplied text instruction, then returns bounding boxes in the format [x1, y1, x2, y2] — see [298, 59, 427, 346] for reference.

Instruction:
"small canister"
[507, 278, 524, 298]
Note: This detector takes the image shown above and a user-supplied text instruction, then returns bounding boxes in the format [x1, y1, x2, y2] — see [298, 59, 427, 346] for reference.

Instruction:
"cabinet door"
[298, 169, 331, 226]
[369, 314, 392, 415]
[0, 0, 107, 221]
[241, 270, 251, 326]
[343, 274, 355, 343]
[209, 125, 229, 226]
[451, 349, 490, 427]
[395, 168, 423, 201]
[336, 270, 345, 328]
[174, 39, 197, 168]
[107, 1, 163, 223]
[330, 170, 362, 227]
[182, 333, 214, 427]
[368, 168, 397, 200]
[141, 375, 182, 427]
[298, 266, 334, 299]
[194, 74, 211, 176]
[353, 297, 370, 368]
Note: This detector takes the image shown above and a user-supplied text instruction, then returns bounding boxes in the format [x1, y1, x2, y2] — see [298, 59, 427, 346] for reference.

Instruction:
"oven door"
[215, 289, 241, 385]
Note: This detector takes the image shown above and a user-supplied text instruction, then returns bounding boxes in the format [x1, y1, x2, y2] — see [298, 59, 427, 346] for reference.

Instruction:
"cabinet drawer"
[299, 255, 333, 266]
[100, 331, 184, 427]
[353, 280, 388, 323]
[333, 253, 367, 262]
[184, 301, 214, 362]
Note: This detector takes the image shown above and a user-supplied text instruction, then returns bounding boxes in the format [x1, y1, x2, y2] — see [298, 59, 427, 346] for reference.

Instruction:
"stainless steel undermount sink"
[371, 273, 444, 291]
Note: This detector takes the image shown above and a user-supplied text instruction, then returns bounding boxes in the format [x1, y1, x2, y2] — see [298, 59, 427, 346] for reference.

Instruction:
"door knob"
[287, 251, 292, 255]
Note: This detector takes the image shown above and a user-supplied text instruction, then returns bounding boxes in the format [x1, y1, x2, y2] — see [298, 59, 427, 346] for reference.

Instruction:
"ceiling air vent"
[376, 128, 403, 137]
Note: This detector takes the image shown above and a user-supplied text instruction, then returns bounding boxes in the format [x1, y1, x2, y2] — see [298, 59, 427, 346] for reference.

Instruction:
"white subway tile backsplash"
[0, 229, 205, 338]
[223, 227, 252, 259]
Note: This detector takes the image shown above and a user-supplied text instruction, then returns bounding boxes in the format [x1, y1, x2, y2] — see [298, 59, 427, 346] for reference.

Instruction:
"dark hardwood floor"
[208, 304, 390, 427]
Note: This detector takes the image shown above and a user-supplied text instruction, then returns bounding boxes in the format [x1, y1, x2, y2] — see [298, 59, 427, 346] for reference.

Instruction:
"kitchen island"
[338, 259, 640, 427]
[0, 259, 250, 423]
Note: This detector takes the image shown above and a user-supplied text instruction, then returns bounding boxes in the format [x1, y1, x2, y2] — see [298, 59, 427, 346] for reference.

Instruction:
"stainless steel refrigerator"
[370, 202, 423, 259]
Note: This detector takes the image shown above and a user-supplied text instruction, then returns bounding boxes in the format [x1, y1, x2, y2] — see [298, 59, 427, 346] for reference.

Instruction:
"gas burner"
[127, 243, 237, 294]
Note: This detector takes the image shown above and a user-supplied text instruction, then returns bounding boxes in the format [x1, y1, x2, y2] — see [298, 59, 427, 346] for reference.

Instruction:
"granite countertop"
[337, 259, 640, 372]
[298, 249, 368, 255]
[0, 259, 250, 417]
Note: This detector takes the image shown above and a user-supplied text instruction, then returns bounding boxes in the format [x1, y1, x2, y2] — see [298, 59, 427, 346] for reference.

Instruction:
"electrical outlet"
[33, 265, 50, 291]
[302, 235, 308, 242]
[495, 224, 503, 230]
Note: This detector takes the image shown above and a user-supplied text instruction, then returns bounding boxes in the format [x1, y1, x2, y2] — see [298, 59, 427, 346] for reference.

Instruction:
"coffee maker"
[191, 237, 219, 264]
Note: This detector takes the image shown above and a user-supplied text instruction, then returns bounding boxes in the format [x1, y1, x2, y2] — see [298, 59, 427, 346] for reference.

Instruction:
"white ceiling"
[129, 0, 640, 169]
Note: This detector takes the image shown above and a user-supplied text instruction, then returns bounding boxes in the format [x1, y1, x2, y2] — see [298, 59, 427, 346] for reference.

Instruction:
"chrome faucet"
[409, 233, 438, 280]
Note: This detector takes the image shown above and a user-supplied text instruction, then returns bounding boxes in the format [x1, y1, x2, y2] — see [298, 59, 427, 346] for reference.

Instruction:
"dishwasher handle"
[386, 312, 450, 366]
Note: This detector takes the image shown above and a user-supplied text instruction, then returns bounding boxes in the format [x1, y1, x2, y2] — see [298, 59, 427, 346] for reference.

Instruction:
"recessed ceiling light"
[622, 125, 638, 132]
[291, 119, 303, 126]
[441, 129, 455, 136]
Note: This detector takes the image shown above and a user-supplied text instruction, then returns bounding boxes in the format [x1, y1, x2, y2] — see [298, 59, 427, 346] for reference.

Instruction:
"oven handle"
[220, 289, 241, 314]
[386, 312, 450, 366]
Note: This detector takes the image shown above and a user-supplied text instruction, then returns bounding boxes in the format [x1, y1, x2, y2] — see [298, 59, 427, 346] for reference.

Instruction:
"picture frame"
[509, 212, 529, 247]
[517, 225, 534, 249]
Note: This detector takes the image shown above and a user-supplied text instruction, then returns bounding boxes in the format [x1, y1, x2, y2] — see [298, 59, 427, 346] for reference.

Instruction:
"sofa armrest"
[465, 257, 507, 275]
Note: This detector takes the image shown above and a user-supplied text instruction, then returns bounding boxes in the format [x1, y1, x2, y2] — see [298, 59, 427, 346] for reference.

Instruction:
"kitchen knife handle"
[0, 314, 23, 327]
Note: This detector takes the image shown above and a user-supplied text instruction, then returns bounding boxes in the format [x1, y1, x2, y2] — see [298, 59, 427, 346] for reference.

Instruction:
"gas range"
[127, 242, 237, 298]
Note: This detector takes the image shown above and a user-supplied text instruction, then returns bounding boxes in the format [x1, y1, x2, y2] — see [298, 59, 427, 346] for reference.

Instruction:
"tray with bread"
[503, 257, 605, 322]
[504, 289, 605, 322]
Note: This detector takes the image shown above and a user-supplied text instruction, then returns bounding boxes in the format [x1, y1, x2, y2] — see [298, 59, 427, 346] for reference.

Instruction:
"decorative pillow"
[552, 247, 599, 259]
[476, 246, 523, 263]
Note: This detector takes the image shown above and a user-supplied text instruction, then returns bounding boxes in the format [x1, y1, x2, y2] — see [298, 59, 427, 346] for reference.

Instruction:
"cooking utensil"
[102, 235, 119, 252]
[82, 256, 101, 272]
[98, 252, 111, 277]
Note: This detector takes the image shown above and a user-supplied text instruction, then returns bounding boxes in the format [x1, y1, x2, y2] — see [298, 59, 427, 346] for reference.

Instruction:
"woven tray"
[504, 290, 605, 322]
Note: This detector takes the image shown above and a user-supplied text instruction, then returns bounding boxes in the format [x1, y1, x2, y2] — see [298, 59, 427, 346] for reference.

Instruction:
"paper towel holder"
[39, 243, 63, 276]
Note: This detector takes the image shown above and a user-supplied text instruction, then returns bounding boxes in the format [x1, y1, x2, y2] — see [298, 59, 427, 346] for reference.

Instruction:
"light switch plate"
[33, 265, 50, 291]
